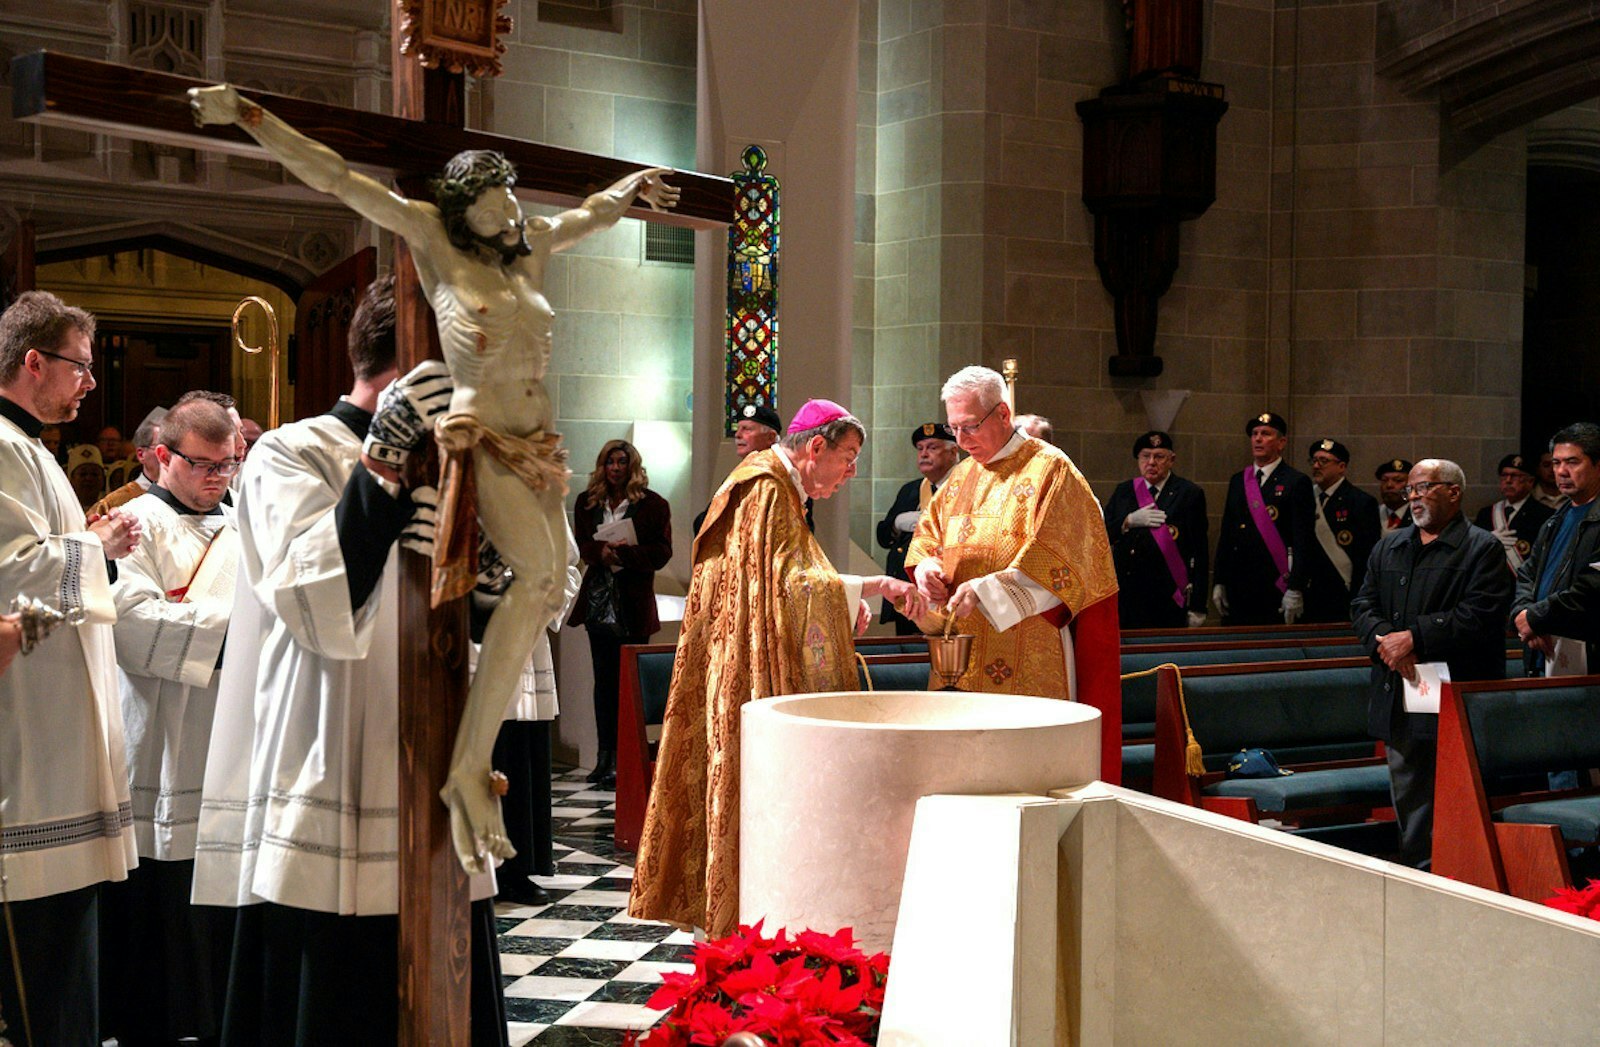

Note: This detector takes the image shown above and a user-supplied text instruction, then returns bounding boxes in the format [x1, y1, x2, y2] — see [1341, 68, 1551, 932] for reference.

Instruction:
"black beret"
[1132, 430, 1175, 456]
[736, 403, 782, 432]
[912, 422, 956, 446]
[1308, 438, 1350, 464]
[1374, 458, 1413, 479]
[1247, 411, 1287, 436]
[1497, 453, 1535, 476]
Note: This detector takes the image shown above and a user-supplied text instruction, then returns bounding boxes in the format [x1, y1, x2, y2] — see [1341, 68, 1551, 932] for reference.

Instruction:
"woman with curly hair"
[569, 439, 672, 788]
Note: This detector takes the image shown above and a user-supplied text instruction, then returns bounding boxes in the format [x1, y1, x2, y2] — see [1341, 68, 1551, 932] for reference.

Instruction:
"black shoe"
[498, 878, 551, 906]
[588, 750, 615, 785]
[598, 771, 616, 791]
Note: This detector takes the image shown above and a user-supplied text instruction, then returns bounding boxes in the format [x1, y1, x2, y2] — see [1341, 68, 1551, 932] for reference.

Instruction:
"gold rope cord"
[1119, 663, 1205, 777]
[854, 651, 873, 691]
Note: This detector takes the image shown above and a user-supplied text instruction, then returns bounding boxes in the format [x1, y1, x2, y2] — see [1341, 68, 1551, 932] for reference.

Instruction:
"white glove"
[1281, 588, 1304, 625]
[477, 533, 512, 595]
[1124, 505, 1168, 529]
[894, 509, 922, 534]
[400, 484, 438, 557]
[1186, 610, 1206, 628]
[363, 360, 453, 470]
[1492, 527, 1518, 553]
[1212, 584, 1229, 617]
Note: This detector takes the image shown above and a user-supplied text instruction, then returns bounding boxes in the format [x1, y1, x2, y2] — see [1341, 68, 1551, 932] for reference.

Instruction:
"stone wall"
[853, 0, 1534, 565]
[497, 0, 699, 553]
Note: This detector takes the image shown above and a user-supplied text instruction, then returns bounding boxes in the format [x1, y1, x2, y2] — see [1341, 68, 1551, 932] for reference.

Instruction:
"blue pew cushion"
[1122, 743, 1154, 781]
[1204, 764, 1393, 814]
[1498, 796, 1600, 844]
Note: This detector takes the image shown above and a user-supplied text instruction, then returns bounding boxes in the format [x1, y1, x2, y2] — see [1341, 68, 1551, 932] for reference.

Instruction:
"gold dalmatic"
[628, 450, 857, 936]
[907, 439, 1118, 697]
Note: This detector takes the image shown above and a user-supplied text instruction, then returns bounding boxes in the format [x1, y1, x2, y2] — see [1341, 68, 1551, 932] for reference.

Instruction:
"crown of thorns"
[429, 151, 519, 212]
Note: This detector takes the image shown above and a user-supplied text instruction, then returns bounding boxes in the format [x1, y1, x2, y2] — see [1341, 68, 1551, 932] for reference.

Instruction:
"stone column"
[694, 0, 860, 561]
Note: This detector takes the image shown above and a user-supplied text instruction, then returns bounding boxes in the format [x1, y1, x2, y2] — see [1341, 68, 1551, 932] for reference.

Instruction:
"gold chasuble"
[628, 449, 858, 936]
[906, 436, 1118, 698]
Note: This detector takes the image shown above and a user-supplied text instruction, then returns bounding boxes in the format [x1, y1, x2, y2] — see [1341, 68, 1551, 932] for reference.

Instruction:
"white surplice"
[0, 410, 136, 901]
[111, 490, 233, 860]
[487, 524, 582, 724]
[193, 409, 490, 915]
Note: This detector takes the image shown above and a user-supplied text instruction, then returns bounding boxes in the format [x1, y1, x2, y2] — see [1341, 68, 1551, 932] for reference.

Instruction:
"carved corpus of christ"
[188, 82, 681, 873]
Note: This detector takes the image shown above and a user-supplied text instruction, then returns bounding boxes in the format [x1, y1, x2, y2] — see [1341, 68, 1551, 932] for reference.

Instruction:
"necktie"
[1257, 468, 1267, 489]
[1318, 489, 1328, 509]
[1505, 503, 1517, 525]
[1387, 510, 1402, 529]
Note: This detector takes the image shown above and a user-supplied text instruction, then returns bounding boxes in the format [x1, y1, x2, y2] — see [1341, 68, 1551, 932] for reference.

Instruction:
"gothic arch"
[34, 220, 320, 295]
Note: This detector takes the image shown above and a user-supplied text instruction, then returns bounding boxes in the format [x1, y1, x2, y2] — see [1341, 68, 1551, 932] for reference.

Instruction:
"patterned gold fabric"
[628, 449, 858, 936]
[906, 438, 1117, 697]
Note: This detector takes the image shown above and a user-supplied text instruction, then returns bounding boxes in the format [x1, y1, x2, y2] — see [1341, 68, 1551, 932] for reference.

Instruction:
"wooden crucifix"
[13, 21, 731, 1044]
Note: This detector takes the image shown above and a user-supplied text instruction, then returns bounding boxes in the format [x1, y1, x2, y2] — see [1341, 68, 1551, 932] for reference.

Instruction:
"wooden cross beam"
[10, 50, 732, 229]
[12, 44, 733, 1045]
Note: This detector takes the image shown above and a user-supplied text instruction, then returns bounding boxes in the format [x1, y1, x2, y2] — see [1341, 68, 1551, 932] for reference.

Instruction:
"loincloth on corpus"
[430, 412, 572, 608]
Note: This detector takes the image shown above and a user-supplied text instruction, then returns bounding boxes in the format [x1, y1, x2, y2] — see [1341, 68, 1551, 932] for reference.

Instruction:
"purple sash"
[1242, 467, 1290, 593]
[1135, 477, 1188, 608]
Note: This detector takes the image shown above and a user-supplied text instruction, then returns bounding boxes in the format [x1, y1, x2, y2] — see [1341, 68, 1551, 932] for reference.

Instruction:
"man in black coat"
[1512, 423, 1600, 676]
[1473, 452, 1553, 576]
[1351, 458, 1513, 869]
[1213, 411, 1314, 624]
[1104, 430, 1209, 629]
[875, 422, 958, 633]
[1289, 438, 1380, 622]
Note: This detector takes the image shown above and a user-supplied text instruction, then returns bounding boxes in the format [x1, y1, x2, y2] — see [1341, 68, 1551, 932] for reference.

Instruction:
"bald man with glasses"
[1351, 458, 1511, 869]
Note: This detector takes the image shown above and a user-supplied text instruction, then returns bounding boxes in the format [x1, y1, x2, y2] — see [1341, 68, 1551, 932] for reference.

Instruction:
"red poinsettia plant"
[1544, 878, 1600, 920]
[626, 921, 891, 1046]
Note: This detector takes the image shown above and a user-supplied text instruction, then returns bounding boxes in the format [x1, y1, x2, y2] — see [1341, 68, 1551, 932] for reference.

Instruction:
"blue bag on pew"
[1226, 748, 1294, 779]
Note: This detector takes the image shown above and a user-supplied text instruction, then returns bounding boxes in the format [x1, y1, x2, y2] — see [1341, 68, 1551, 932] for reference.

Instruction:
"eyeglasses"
[1403, 480, 1457, 498]
[169, 448, 242, 478]
[1309, 455, 1343, 467]
[950, 400, 1001, 437]
[33, 348, 93, 378]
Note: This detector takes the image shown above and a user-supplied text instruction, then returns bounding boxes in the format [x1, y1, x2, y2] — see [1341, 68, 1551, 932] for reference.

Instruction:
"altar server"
[101, 396, 239, 1045]
[0, 290, 140, 1044]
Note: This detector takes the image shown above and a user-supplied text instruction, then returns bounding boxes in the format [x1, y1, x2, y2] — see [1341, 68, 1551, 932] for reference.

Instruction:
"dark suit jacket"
[1103, 474, 1209, 628]
[1511, 496, 1600, 670]
[1351, 515, 1512, 742]
[1473, 497, 1554, 567]
[1295, 480, 1380, 622]
[1214, 462, 1314, 623]
[569, 489, 673, 639]
[873, 477, 925, 626]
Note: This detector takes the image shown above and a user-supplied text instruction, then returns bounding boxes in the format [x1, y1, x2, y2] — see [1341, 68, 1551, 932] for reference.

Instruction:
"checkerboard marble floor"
[498, 770, 688, 1046]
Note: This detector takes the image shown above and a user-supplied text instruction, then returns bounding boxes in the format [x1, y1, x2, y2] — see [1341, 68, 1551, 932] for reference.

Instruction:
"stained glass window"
[726, 144, 779, 435]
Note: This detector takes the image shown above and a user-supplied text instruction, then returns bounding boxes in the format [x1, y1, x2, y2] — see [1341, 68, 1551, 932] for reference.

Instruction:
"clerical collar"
[0, 395, 44, 438]
[147, 483, 227, 516]
[980, 428, 1027, 467]
[772, 445, 806, 502]
[330, 398, 374, 439]
[136, 472, 153, 491]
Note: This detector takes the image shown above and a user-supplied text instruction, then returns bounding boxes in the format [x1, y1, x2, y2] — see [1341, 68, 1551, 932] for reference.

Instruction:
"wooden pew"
[1148, 657, 1393, 827]
[1433, 674, 1600, 903]
[1121, 622, 1356, 646]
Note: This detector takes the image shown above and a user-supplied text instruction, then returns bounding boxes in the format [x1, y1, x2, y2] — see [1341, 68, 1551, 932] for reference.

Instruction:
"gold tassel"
[1120, 662, 1204, 778]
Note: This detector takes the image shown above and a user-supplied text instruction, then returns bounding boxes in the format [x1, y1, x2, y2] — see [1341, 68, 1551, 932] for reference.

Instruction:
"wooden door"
[0, 221, 34, 310]
[294, 247, 376, 419]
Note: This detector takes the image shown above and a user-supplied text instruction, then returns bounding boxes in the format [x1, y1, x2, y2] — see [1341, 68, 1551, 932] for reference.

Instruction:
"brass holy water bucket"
[926, 633, 975, 690]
